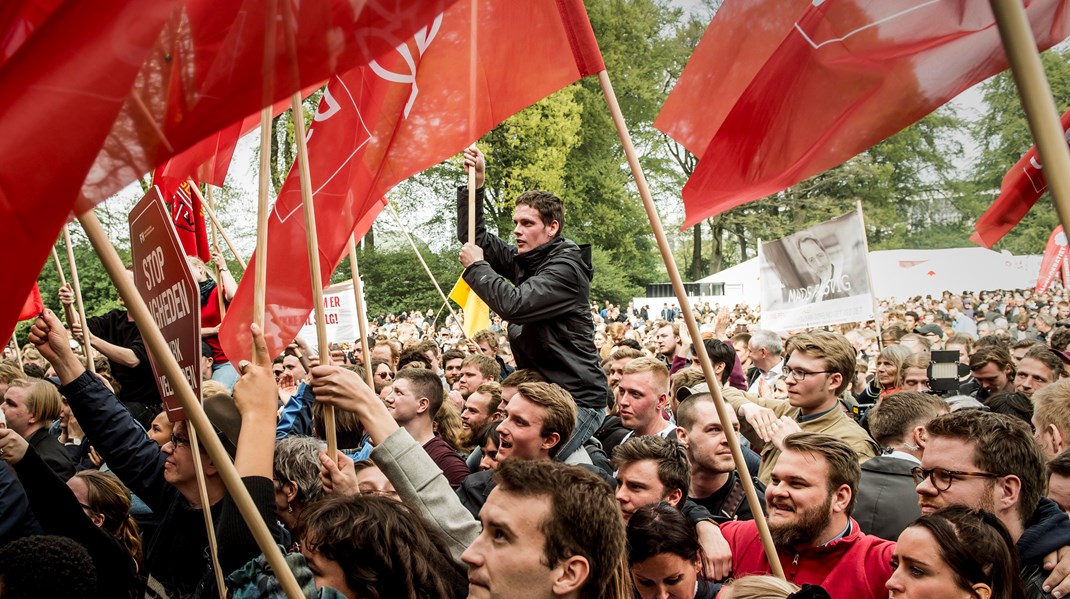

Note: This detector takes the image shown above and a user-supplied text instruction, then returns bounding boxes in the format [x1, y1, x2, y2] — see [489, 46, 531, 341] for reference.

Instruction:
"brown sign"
[129, 187, 201, 421]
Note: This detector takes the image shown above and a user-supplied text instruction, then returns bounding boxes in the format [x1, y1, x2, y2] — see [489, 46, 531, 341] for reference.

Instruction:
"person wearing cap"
[25, 309, 249, 598]
[914, 324, 944, 350]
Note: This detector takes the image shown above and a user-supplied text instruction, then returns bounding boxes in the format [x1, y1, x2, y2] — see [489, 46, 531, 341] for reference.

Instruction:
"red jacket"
[721, 518, 894, 599]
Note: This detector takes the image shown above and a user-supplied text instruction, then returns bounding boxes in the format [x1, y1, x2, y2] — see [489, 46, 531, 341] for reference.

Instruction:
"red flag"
[152, 176, 211, 262]
[17, 283, 42, 321]
[1037, 226, 1069, 293]
[656, 0, 1070, 229]
[0, 0, 457, 344]
[972, 109, 1070, 248]
[220, 0, 605, 363]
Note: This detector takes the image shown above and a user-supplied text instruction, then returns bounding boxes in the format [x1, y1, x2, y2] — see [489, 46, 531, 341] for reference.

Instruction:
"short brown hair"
[472, 329, 499, 352]
[7, 378, 62, 422]
[515, 190, 564, 236]
[501, 368, 545, 388]
[1049, 448, 1070, 478]
[926, 410, 1044, 524]
[969, 345, 1014, 375]
[1033, 379, 1070, 440]
[611, 435, 689, 507]
[782, 432, 861, 515]
[474, 382, 504, 415]
[609, 347, 643, 364]
[622, 357, 669, 393]
[867, 391, 948, 448]
[784, 332, 856, 396]
[515, 382, 576, 459]
[1023, 345, 1064, 382]
[494, 460, 629, 599]
[462, 354, 499, 380]
[396, 367, 445, 417]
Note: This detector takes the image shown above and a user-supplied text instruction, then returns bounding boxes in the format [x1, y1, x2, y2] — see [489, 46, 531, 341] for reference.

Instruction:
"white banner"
[298, 279, 366, 353]
[759, 211, 875, 331]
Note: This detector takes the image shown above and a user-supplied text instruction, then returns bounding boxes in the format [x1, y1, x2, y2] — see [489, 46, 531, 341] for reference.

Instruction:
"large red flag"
[1037, 226, 1069, 293]
[656, 0, 1070, 229]
[220, 0, 605, 363]
[0, 0, 457, 344]
[972, 108, 1070, 248]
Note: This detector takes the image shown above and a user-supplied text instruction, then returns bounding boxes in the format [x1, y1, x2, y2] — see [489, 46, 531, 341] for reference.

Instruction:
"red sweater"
[721, 518, 894, 599]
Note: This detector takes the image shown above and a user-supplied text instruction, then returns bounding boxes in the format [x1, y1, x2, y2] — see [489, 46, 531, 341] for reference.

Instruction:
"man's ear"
[831, 484, 852, 515]
[676, 426, 689, 447]
[665, 488, 684, 509]
[416, 396, 430, 415]
[547, 219, 561, 237]
[551, 555, 590, 596]
[541, 432, 561, 453]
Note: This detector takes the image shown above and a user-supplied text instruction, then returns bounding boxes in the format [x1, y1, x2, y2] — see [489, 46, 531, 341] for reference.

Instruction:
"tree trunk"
[690, 224, 703, 280]
[363, 225, 375, 251]
[708, 217, 724, 274]
[736, 224, 749, 261]
[269, 115, 281, 193]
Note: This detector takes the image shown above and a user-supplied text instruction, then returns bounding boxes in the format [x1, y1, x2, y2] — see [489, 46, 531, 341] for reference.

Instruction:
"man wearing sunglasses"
[916, 410, 1070, 597]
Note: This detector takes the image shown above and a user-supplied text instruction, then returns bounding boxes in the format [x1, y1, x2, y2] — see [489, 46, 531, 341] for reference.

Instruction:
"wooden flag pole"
[989, 0, 1070, 237]
[206, 185, 227, 319]
[386, 203, 469, 337]
[855, 200, 885, 352]
[191, 182, 248, 271]
[9, 336, 22, 365]
[595, 70, 785, 579]
[188, 426, 227, 598]
[290, 94, 337, 459]
[62, 225, 96, 374]
[77, 210, 304, 599]
[51, 246, 77, 326]
[254, 108, 273, 333]
[347, 237, 376, 389]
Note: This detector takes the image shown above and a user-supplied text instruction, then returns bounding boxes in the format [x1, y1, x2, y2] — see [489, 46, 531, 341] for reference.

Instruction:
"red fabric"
[1037, 226, 1069, 293]
[152, 175, 211, 262]
[17, 283, 42, 321]
[0, 0, 456, 349]
[721, 518, 894, 599]
[220, 0, 605, 363]
[656, 0, 1070, 229]
[201, 285, 227, 363]
[973, 108, 1070, 248]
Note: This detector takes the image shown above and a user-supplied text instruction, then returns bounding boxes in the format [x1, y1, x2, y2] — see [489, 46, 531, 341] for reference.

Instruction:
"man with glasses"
[916, 409, 1070, 596]
[724, 331, 879, 483]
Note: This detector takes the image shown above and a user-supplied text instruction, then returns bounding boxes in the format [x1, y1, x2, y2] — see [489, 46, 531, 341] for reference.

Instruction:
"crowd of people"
[4, 147, 1070, 599]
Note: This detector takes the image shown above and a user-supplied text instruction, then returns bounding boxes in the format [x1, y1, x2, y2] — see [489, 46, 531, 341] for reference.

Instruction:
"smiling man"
[457, 146, 610, 463]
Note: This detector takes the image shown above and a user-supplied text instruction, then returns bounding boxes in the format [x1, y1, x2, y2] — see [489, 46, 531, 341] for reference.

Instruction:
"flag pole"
[290, 94, 337, 459]
[856, 200, 884, 352]
[62, 225, 96, 374]
[346, 236, 377, 389]
[387, 203, 469, 337]
[51, 246, 78, 327]
[595, 70, 785, 579]
[989, 0, 1070, 237]
[77, 210, 305, 599]
[8, 336, 21, 365]
[188, 426, 227, 598]
[254, 108, 273, 338]
[206, 185, 227, 319]
[190, 182, 248, 271]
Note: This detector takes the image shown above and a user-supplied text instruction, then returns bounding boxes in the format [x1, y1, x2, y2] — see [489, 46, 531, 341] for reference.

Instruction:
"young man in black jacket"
[457, 146, 610, 461]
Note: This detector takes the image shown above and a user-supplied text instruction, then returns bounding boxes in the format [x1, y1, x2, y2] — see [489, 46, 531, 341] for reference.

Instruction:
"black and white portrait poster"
[759, 210, 874, 330]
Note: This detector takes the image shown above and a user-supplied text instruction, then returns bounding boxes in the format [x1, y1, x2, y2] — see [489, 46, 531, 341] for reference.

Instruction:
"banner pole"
[51, 246, 78, 326]
[62, 225, 96, 374]
[188, 426, 226, 598]
[989, 0, 1070, 237]
[190, 182, 248, 271]
[77, 210, 304, 599]
[856, 200, 884, 351]
[206, 185, 227, 320]
[290, 94, 337, 459]
[596, 69, 784, 579]
[9, 336, 22, 365]
[347, 237, 377, 390]
[387, 203, 469, 337]
[253, 108, 273, 338]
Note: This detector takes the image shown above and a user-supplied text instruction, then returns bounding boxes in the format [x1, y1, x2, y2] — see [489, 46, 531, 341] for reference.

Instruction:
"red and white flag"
[972, 108, 1070, 248]
[220, 0, 605, 363]
[656, 0, 1070, 229]
[0, 0, 456, 345]
[1037, 226, 1069, 293]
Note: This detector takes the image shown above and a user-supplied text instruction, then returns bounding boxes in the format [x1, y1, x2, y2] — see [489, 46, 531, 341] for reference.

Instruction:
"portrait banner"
[759, 211, 874, 331]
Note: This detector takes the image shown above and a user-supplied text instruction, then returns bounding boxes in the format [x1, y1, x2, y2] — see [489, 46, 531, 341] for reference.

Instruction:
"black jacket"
[27, 427, 74, 481]
[458, 187, 610, 411]
[1019, 497, 1070, 598]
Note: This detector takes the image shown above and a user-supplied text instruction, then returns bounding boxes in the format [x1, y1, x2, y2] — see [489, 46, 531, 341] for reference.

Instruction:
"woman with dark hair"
[70, 469, 144, 573]
[887, 505, 1024, 599]
[626, 502, 715, 599]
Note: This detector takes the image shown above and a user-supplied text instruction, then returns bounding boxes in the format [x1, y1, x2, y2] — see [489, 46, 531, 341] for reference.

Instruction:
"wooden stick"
[191, 182, 248, 271]
[856, 200, 884, 352]
[254, 108, 273, 334]
[595, 69, 785, 579]
[78, 210, 304, 599]
[386, 203, 469, 337]
[206, 185, 227, 320]
[467, 169, 477, 247]
[290, 94, 337, 458]
[51, 246, 77, 326]
[989, 0, 1070, 238]
[188, 425, 226, 598]
[62, 225, 96, 374]
[9, 335, 22, 365]
[347, 237, 376, 389]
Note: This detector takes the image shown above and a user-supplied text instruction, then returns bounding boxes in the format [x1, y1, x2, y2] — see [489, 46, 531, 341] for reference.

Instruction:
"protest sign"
[296, 279, 366, 353]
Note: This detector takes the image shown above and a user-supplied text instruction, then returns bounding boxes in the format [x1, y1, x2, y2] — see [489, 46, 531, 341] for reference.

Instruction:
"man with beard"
[461, 382, 502, 448]
[716, 433, 894, 598]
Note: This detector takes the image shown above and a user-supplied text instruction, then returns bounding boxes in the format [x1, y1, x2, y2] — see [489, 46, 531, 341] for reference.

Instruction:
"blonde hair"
[1034, 379, 1070, 440]
[724, 574, 800, 598]
[200, 380, 229, 398]
[8, 378, 62, 422]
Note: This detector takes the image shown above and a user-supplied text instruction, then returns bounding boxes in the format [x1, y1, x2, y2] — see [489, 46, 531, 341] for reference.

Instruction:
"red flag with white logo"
[152, 175, 211, 262]
[972, 108, 1070, 248]
[1037, 226, 1069, 293]
[656, 0, 1070, 229]
[0, 0, 457, 346]
[219, 0, 605, 363]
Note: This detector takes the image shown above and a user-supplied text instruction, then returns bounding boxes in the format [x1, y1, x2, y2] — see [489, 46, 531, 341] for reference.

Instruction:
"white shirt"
[747, 359, 783, 395]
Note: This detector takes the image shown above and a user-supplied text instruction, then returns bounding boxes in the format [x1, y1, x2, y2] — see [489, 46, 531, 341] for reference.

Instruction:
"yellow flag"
[449, 277, 491, 338]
